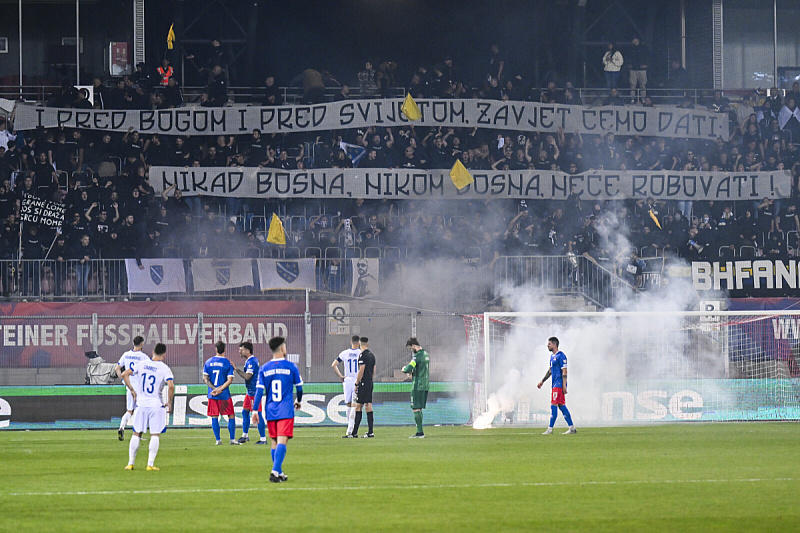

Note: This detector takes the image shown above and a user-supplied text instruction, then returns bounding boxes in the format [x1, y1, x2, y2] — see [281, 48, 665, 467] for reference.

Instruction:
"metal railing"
[0, 83, 771, 107]
[494, 254, 638, 309]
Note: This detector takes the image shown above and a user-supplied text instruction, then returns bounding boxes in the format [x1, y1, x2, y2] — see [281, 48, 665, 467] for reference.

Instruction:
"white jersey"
[130, 360, 173, 407]
[336, 348, 361, 381]
[118, 350, 150, 390]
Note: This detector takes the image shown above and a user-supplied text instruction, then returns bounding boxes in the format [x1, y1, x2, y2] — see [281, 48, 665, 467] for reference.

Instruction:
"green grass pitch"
[1, 423, 799, 531]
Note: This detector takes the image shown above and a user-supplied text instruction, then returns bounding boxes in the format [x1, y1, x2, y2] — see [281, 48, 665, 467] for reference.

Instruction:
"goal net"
[464, 311, 800, 427]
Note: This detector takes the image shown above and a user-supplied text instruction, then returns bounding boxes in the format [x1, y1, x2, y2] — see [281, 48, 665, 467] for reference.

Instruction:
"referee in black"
[352, 337, 376, 438]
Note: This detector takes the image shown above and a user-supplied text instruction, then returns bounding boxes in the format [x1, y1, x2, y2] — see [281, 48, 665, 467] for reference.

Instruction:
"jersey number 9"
[271, 380, 282, 402]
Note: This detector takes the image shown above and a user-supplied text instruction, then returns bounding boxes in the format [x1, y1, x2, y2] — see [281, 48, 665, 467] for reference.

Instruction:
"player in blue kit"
[537, 336, 577, 435]
[202, 340, 239, 445]
[252, 336, 303, 483]
[235, 341, 266, 444]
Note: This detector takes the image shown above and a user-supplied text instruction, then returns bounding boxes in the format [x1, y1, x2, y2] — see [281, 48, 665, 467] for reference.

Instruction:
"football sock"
[147, 436, 160, 467]
[367, 411, 374, 433]
[414, 411, 423, 434]
[227, 417, 236, 440]
[273, 443, 287, 473]
[271, 448, 275, 462]
[550, 405, 558, 427]
[120, 411, 131, 430]
[257, 413, 266, 439]
[242, 409, 251, 436]
[346, 407, 355, 434]
[211, 418, 221, 441]
[128, 434, 140, 465]
[559, 405, 573, 427]
[353, 411, 363, 434]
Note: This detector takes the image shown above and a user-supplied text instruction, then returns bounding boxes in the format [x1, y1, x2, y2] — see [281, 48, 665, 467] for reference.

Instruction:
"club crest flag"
[125, 259, 186, 293]
[351, 258, 380, 297]
[267, 213, 286, 245]
[191, 259, 254, 292]
[449, 159, 474, 190]
[257, 258, 317, 290]
[401, 93, 422, 121]
[339, 141, 367, 165]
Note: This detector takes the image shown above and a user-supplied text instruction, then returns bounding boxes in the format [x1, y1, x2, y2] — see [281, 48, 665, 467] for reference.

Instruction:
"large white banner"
[14, 99, 728, 139]
[191, 259, 254, 292]
[151, 167, 792, 201]
[351, 258, 379, 297]
[257, 258, 317, 290]
[125, 259, 186, 293]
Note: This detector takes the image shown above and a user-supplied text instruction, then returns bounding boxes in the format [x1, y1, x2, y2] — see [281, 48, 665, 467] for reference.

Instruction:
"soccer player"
[122, 342, 174, 471]
[331, 335, 361, 437]
[202, 340, 239, 445]
[352, 336, 376, 438]
[251, 336, 303, 483]
[402, 337, 430, 438]
[537, 336, 577, 435]
[235, 341, 266, 444]
[114, 335, 150, 441]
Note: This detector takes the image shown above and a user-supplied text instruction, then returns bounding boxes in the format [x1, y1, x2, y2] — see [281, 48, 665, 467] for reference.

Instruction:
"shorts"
[551, 387, 566, 406]
[411, 390, 428, 410]
[207, 398, 235, 417]
[126, 389, 137, 412]
[356, 382, 373, 404]
[267, 418, 294, 439]
[243, 394, 262, 412]
[132, 405, 167, 434]
[343, 379, 356, 404]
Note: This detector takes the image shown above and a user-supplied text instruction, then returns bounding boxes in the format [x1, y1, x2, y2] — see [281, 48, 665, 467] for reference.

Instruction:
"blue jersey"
[243, 355, 260, 397]
[256, 358, 303, 421]
[550, 351, 568, 389]
[203, 356, 235, 400]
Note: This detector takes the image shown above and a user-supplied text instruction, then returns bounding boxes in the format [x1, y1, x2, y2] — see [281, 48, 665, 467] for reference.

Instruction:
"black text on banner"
[150, 167, 792, 201]
[14, 99, 729, 139]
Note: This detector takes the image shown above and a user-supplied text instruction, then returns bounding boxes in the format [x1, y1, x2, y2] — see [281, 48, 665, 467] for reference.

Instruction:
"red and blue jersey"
[255, 358, 303, 421]
[202, 356, 235, 400]
[243, 355, 260, 397]
[549, 350, 568, 389]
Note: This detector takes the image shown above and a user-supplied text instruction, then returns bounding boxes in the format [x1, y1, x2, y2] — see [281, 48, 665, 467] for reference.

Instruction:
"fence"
[493, 254, 636, 308]
[0, 311, 468, 387]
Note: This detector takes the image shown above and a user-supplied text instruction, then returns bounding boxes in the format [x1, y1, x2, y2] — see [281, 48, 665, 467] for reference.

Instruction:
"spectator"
[358, 61, 379, 97]
[602, 42, 623, 89]
[70, 234, 97, 298]
[627, 37, 648, 101]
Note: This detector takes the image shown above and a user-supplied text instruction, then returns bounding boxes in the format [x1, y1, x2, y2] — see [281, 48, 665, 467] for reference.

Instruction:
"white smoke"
[472, 210, 723, 429]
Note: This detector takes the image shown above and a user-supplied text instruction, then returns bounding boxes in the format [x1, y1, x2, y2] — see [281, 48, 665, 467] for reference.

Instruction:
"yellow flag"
[449, 159, 474, 190]
[167, 24, 176, 50]
[401, 93, 422, 121]
[649, 208, 662, 230]
[266, 213, 286, 245]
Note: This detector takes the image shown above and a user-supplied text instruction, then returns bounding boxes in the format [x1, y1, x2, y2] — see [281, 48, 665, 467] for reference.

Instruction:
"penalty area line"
[1, 477, 796, 497]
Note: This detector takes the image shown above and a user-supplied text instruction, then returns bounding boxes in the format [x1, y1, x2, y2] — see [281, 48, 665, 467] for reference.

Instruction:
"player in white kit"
[331, 335, 362, 437]
[114, 335, 150, 441]
[122, 342, 174, 471]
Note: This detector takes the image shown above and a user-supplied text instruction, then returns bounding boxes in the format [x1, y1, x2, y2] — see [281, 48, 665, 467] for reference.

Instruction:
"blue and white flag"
[191, 259, 254, 292]
[125, 259, 186, 293]
[339, 141, 367, 166]
[257, 258, 317, 290]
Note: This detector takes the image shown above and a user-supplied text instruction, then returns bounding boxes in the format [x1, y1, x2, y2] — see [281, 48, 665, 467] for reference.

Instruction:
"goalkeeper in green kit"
[403, 338, 430, 438]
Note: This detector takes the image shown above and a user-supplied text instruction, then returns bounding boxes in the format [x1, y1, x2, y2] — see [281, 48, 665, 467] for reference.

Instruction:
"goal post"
[464, 310, 800, 427]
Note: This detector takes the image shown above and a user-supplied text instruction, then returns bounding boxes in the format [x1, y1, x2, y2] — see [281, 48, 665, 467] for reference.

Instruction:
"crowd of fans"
[2, 44, 800, 298]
